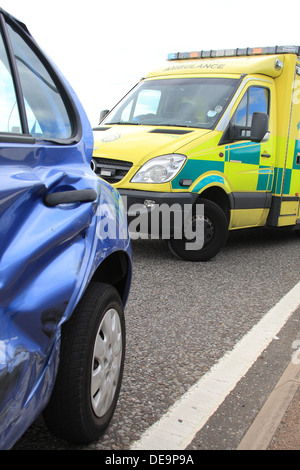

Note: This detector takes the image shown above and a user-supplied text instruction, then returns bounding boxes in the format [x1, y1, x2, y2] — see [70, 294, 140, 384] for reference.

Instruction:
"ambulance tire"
[43, 282, 125, 444]
[167, 198, 228, 261]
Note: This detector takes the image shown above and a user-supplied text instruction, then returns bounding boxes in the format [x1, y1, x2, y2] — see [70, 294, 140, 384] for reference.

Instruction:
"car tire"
[43, 282, 125, 444]
[167, 198, 228, 261]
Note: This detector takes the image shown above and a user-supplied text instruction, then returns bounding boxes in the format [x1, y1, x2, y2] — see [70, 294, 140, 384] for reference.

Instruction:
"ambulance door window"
[233, 86, 269, 138]
[234, 93, 247, 127]
[247, 87, 269, 125]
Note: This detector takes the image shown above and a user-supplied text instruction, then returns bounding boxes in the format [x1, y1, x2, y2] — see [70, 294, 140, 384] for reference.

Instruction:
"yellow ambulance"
[92, 46, 300, 261]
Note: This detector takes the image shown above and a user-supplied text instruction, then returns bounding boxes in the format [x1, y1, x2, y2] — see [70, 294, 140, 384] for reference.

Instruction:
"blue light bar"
[167, 46, 300, 61]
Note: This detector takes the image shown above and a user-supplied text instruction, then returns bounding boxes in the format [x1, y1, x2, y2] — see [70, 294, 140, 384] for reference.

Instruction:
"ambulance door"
[225, 82, 275, 227]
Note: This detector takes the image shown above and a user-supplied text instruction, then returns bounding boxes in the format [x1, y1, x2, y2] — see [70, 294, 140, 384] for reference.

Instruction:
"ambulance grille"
[91, 157, 133, 184]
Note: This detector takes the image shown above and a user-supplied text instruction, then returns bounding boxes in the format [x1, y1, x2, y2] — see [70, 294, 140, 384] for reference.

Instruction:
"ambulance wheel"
[167, 199, 228, 261]
[43, 282, 125, 444]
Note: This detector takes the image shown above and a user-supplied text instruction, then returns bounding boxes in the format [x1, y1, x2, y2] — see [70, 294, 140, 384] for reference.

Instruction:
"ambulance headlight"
[131, 154, 186, 183]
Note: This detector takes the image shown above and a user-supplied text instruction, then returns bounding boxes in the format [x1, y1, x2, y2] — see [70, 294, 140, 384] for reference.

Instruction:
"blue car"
[0, 9, 132, 449]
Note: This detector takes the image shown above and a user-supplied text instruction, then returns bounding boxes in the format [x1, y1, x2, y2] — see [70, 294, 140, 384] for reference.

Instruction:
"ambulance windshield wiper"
[107, 121, 140, 125]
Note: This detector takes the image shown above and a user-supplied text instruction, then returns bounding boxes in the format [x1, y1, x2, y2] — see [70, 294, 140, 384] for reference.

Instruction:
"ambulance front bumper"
[118, 189, 199, 237]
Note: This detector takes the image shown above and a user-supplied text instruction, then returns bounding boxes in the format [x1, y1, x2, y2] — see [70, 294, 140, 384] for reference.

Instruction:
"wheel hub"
[191, 214, 214, 246]
[91, 308, 122, 417]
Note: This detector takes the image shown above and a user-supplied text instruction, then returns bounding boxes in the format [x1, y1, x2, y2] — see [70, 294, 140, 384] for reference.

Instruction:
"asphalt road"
[13, 226, 300, 450]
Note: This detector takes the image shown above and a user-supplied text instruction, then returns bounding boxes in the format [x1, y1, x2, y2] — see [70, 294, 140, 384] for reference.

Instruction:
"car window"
[6, 22, 73, 140]
[0, 30, 22, 133]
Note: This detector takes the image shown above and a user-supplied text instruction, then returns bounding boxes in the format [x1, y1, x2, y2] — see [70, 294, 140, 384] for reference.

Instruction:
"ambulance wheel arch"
[200, 186, 231, 223]
[167, 191, 229, 262]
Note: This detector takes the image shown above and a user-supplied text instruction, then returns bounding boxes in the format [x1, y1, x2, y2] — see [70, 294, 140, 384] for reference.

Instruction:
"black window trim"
[0, 12, 29, 135]
[0, 132, 35, 144]
[0, 9, 82, 145]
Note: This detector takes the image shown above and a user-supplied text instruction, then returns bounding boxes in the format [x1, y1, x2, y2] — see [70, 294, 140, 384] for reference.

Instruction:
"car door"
[0, 11, 99, 446]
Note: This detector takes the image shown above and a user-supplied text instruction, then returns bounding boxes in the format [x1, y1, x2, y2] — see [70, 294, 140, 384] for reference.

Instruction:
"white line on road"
[130, 280, 300, 450]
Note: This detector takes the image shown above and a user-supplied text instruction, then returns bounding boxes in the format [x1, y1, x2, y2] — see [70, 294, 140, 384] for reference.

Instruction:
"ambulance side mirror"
[250, 112, 269, 142]
[99, 109, 110, 123]
[219, 112, 269, 145]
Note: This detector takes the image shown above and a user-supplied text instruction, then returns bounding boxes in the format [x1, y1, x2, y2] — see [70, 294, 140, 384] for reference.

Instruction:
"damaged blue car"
[0, 9, 132, 449]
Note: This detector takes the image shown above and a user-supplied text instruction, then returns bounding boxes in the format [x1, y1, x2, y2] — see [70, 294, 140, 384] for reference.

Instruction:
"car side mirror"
[250, 112, 269, 142]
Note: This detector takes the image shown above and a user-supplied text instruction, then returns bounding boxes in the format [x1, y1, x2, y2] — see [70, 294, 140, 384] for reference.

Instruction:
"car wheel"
[43, 282, 125, 444]
[167, 198, 228, 261]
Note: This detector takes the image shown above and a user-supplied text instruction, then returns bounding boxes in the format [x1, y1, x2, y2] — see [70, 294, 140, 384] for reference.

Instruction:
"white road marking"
[130, 281, 300, 450]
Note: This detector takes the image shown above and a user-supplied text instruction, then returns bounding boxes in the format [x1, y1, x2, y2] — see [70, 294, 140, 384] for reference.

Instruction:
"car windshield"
[103, 77, 239, 129]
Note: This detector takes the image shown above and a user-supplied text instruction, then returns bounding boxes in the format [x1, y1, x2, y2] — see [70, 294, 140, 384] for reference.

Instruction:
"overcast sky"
[1, 0, 299, 125]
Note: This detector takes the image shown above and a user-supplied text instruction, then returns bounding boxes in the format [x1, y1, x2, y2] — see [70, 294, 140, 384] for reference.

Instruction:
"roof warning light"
[167, 45, 300, 61]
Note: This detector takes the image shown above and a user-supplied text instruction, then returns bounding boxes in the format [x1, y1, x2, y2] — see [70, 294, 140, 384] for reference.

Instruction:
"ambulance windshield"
[103, 77, 239, 129]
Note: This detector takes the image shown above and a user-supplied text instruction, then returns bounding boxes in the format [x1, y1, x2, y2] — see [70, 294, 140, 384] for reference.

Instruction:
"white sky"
[1, 0, 299, 126]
